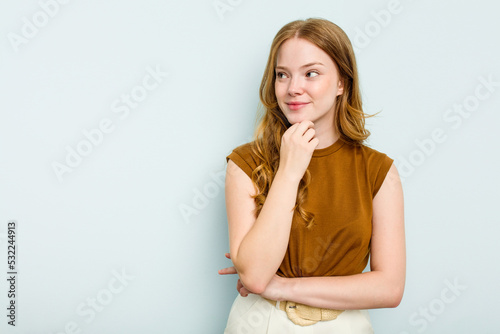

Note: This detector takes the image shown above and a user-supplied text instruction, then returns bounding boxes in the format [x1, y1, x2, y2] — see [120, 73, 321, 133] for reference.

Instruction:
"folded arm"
[222, 163, 406, 310]
[264, 164, 406, 309]
[226, 122, 319, 293]
[225, 159, 298, 294]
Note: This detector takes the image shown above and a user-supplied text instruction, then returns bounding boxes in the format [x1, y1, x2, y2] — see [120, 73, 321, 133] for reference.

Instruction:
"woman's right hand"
[278, 121, 319, 182]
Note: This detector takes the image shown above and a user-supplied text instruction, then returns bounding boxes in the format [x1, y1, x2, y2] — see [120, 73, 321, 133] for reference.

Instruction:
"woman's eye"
[276, 72, 287, 79]
[307, 71, 319, 78]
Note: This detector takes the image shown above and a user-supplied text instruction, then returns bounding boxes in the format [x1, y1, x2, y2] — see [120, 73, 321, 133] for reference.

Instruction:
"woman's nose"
[287, 77, 304, 96]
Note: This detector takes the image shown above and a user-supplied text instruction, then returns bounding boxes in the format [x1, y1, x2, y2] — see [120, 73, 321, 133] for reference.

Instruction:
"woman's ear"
[336, 80, 344, 96]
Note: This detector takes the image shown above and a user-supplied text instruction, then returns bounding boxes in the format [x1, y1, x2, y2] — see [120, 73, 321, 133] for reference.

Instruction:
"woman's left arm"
[259, 163, 406, 310]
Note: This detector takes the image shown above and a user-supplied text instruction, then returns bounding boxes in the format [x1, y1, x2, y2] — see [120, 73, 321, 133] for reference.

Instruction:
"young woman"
[219, 18, 405, 333]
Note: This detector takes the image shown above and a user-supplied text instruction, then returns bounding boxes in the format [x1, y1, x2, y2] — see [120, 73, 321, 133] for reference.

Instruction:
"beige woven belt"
[264, 298, 344, 326]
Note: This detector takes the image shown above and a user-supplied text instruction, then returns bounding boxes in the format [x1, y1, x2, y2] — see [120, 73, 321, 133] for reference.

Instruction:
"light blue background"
[1, 0, 499, 333]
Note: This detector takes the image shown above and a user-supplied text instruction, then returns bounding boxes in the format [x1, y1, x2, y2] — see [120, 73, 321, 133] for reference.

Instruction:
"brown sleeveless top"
[226, 139, 394, 278]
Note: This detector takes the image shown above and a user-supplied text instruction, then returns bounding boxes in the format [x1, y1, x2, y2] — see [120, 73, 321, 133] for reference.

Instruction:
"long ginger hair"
[251, 18, 371, 228]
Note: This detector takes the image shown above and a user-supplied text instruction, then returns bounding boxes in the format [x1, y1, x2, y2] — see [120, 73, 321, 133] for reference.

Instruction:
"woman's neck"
[314, 123, 339, 149]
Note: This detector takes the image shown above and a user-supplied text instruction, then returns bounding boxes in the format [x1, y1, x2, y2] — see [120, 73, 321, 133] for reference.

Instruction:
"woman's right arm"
[225, 121, 318, 294]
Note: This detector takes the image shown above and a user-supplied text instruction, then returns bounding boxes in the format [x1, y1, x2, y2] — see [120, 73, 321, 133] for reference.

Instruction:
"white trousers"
[224, 294, 374, 334]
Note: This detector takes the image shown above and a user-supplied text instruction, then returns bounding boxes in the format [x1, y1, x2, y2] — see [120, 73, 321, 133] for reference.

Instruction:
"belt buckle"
[265, 298, 344, 326]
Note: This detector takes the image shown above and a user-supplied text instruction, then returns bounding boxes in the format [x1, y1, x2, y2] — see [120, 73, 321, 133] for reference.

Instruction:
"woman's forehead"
[276, 38, 335, 69]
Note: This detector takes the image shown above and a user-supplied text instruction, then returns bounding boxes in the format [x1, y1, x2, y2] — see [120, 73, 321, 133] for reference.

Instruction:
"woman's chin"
[286, 115, 309, 125]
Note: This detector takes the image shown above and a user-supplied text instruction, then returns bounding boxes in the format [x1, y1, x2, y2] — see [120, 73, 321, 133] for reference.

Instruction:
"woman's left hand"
[218, 253, 287, 301]
[218, 253, 252, 297]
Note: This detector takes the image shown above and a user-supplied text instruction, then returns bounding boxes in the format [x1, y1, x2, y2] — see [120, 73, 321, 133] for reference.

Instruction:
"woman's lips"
[287, 102, 309, 111]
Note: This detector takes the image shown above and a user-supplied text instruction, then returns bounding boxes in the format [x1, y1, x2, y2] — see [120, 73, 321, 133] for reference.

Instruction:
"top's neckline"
[312, 138, 346, 157]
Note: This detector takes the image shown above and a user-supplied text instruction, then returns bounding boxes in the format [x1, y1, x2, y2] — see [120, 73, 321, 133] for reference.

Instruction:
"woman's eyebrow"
[275, 62, 325, 70]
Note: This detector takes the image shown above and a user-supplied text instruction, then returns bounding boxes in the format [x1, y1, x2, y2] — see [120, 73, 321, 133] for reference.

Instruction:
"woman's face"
[274, 37, 343, 128]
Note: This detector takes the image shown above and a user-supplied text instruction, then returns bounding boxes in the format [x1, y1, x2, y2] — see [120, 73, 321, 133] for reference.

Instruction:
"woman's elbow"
[238, 272, 269, 295]
[385, 283, 405, 308]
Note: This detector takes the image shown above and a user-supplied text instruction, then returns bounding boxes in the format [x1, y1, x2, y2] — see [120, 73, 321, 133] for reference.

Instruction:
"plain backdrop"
[1, 0, 499, 333]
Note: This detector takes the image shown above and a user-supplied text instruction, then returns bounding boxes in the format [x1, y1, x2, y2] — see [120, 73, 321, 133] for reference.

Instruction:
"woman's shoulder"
[226, 141, 261, 178]
[344, 142, 394, 196]
[227, 140, 259, 161]
[343, 141, 394, 174]
[344, 141, 393, 162]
